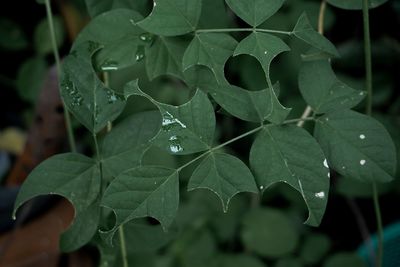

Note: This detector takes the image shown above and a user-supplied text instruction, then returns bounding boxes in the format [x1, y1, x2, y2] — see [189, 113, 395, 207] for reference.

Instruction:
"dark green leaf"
[225, 0, 285, 27]
[198, 0, 232, 29]
[314, 110, 397, 183]
[300, 234, 331, 264]
[125, 81, 216, 155]
[298, 60, 365, 114]
[250, 125, 330, 226]
[233, 32, 291, 123]
[215, 254, 266, 267]
[84, 0, 147, 17]
[137, 0, 202, 36]
[336, 176, 391, 198]
[188, 152, 258, 212]
[13, 153, 101, 252]
[241, 208, 299, 258]
[274, 258, 303, 267]
[183, 33, 238, 84]
[16, 57, 47, 103]
[101, 166, 179, 243]
[60, 42, 132, 133]
[101, 111, 161, 178]
[73, 9, 146, 71]
[0, 18, 28, 51]
[327, 0, 389, 10]
[145, 36, 190, 80]
[208, 83, 290, 124]
[34, 16, 65, 55]
[292, 13, 339, 57]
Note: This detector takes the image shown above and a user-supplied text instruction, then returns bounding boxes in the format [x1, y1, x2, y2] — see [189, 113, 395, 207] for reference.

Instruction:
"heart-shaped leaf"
[188, 152, 258, 212]
[250, 125, 330, 226]
[314, 110, 397, 183]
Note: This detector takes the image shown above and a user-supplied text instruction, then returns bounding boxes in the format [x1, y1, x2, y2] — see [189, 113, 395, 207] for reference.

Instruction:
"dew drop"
[359, 91, 365, 96]
[315, 191, 325, 199]
[327, 172, 330, 178]
[135, 46, 145, 62]
[264, 50, 268, 55]
[12, 214, 16, 220]
[170, 144, 183, 153]
[259, 185, 264, 190]
[139, 33, 154, 43]
[360, 159, 366, 165]
[101, 60, 119, 71]
[359, 134, 365, 140]
[323, 159, 329, 168]
[168, 135, 184, 153]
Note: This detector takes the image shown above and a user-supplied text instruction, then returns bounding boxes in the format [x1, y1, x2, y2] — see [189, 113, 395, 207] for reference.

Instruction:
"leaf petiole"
[195, 28, 292, 35]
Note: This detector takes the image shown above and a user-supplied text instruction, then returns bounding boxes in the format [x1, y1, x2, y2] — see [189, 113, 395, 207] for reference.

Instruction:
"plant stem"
[44, 0, 76, 152]
[93, 133, 101, 161]
[196, 28, 292, 35]
[177, 117, 314, 172]
[118, 225, 129, 267]
[362, 1, 383, 266]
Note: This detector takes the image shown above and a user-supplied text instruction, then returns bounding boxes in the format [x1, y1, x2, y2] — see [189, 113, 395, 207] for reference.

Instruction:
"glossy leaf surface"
[298, 60, 365, 114]
[250, 125, 330, 226]
[188, 152, 258, 212]
[314, 110, 396, 183]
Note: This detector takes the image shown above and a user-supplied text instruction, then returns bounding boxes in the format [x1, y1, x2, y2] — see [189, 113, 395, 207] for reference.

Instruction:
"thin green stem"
[93, 133, 101, 162]
[177, 117, 314, 172]
[118, 225, 129, 267]
[196, 28, 292, 35]
[44, 0, 76, 152]
[362, 1, 383, 266]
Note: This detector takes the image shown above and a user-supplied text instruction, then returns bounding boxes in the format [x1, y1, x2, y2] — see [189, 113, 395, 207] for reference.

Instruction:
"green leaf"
[125, 81, 216, 155]
[314, 110, 397, 183]
[241, 208, 299, 258]
[101, 166, 179, 243]
[250, 125, 330, 226]
[336, 176, 391, 198]
[298, 60, 365, 114]
[34, 16, 65, 55]
[327, 0, 389, 10]
[84, 0, 149, 17]
[293, 13, 339, 57]
[225, 0, 285, 27]
[208, 83, 290, 124]
[101, 111, 161, 178]
[274, 258, 303, 267]
[16, 57, 47, 103]
[233, 32, 291, 123]
[13, 153, 101, 252]
[323, 253, 366, 267]
[137, 0, 202, 36]
[0, 18, 28, 51]
[60, 42, 131, 133]
[73, 9, 146, 71]
[188, 152, 258, 212]
[198, 0, 232, 29]
[145, 36, 190, 80]
[215, 254, 266, 267]
[300, 234, 331, 264]
[183, 33, 238, 84]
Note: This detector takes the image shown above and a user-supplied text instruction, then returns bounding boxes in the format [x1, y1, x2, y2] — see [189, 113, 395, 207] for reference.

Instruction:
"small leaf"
[215, 254, 266, 267]
[60, 41, 130, 133]
[101, 166, 179, 243]
[327, 0, 389, 10]
[101, 111, 161, 178]
[34, 16, 65, 55]
[208, 83, 290, 124]
[124, 81, 216, 155]
[188, 152, 258, 212]
[300, 234, 331, 264]
[16, 57, 47, 103]
[323, 253, 366, 267]
[250, 125, 330, 226]
[293, 13, 339, 57]
[183, 33, 238, 84]
[241, 208, 299, 258]
[145, 36, 190, 80]
[233, 32, 291, 123]
[73, 9, 145, 71]
[298, 60, 365, 114]
[314, 110, 397, 183]
[13, 153, 101, 252]
[225, 0, 285, 27]
[137, 0, 202, 36]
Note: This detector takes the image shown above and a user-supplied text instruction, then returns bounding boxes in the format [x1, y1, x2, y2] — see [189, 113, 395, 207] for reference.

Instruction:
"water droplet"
[170, 144, 183, 153]
[325, 117, 329, 121]
[359, 134, 365, 140]
[135, 46, 145, 62]
[327, 172, 330, 178]
[106, 89, 119, 104]
[139, 33, 154, 43]
[315, 191, 325, 199]
[264, 50, 268, 55]
[168, 135, 184, 153]
[12, 214, 16, 220]
[342, 166, 346, 169]
[154, 1, 157, 7]
[259, 185, 264, 190]
[323, 159, 329, 168]
[101, 60, 119, 71]
[360, 159, 366, 165]
[162, 112, 187, 131]
[359, 91, 365, 96]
